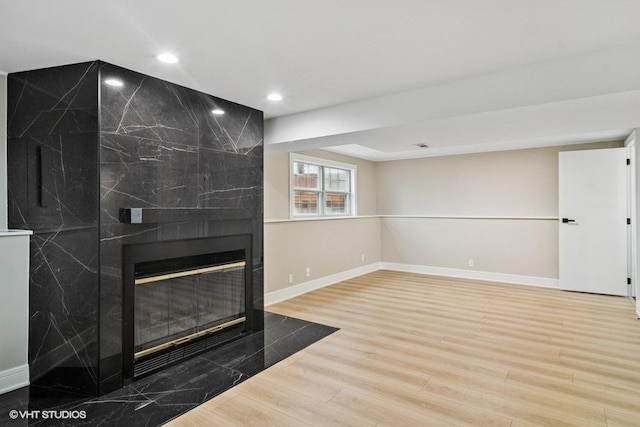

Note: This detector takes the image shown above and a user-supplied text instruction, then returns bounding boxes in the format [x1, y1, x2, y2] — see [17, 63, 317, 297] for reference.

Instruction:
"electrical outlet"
[305, 267, 311, 277]
[361, 254, 365, 262]
[468, 259, 475, 268]
[288, 274, 293, 284]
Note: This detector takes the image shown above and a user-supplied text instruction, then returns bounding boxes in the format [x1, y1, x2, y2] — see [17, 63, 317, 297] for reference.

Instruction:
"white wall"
[0, 74, 7, 229]
[264, 150, 380, 299]
[265, 217, 380, 293]
[376, 142, 622, 282]
[381, 217, 558, 279]
[0, 232, 31, 394]
[376, 148, 558, 217]
[0, 75, 31, 394]
[264, 141, 624, 300]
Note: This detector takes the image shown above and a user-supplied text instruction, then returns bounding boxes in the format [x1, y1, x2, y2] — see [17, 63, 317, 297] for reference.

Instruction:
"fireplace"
[7, 61, 264, 395]
[123, 235, 253, 379]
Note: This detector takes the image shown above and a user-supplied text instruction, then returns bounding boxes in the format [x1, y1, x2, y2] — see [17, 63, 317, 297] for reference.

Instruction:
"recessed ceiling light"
[157, 52, 179, 64]
[211, 109, 225, 115]
[104, 78, 123, 87]
[267, 92, 283, 102]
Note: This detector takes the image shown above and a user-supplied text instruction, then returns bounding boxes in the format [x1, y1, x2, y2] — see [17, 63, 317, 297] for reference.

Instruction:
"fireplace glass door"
[134, 261, 245, 359]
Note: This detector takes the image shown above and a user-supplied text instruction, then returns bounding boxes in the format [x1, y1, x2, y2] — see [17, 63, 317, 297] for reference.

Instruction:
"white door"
[559, 148, 627, 296]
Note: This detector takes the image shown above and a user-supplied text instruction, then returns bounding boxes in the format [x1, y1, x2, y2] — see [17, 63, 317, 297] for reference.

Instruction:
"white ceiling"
[2, 1, 640, 160]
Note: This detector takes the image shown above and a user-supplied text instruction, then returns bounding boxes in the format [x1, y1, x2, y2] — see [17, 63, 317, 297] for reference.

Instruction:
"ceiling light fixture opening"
[211, 109, 225, 115]
[104, 78, 124, 87]
[415, 143, 430, 148]
[157, 52, 179, 64]
[267, 92, 283, 102]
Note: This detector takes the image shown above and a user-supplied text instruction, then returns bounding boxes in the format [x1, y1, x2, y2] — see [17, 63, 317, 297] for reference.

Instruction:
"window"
[290, 154, 356, 218]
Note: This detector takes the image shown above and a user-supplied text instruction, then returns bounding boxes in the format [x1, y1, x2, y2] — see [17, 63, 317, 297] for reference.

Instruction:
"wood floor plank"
[424, 371, 606, 426]
[604, 407, 640, 427]
[326, 387, 462, 427]
[245, 361, 344, 403]
[505, 369, 640, 416]
[164, 405, 240, 427]
[170, 270, 640, 426]
[422, 378, 603, 427]
[209, 393, 312, 427]
[239, 376, 375, 427]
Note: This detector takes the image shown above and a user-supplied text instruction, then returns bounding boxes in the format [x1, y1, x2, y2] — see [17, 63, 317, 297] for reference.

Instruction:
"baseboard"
[265, 262, 559, 306]
[265, 263, 381, 306]
[0, 364, 29, 395]
[380, 262, 559, 289]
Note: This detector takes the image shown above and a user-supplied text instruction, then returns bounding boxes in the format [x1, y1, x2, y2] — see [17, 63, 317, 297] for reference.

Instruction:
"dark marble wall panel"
[199, 149, 263, 209]
[97, 62, 264, 394]
[8, 133, 98, 227]
[252, 266, 265, 331]
[28, 310, 99, 396]
[8, 60, 263, 397]
[25, 226, 99, 395]
[100, 64, 198, 145]
[29, 228, 99, 316]
[196, 91, 263, 156]
[7, 62, 101, 396]
[158, 222, 202, 241]
[7, 62, 98, 139]
[100, 133, 200, 213]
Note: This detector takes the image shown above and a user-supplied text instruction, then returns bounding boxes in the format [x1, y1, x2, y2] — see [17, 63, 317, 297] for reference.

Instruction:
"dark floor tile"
[0, 312, 337, 427]
[199, 331, 266, 368]
[264, 313, 315, 341]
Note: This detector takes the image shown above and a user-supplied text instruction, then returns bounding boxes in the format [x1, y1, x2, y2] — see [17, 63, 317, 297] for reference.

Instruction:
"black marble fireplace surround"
[7, 61, 264, 396]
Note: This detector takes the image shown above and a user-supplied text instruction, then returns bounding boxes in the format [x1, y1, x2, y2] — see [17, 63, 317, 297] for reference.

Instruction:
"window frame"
[289, 153, 357, 219]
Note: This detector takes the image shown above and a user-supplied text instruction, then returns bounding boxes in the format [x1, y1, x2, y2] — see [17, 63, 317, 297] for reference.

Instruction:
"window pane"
[294, 191, 320, 215]
[324, 167, 350, 192]
[325, 193, 349, 215]
[293, 162, 320, 189]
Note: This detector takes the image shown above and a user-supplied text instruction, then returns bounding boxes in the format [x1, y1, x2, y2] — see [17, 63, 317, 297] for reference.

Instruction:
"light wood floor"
[167, 270, 640, 426]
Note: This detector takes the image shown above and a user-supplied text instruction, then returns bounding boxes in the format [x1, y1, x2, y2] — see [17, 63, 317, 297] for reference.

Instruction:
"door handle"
[562, 218, 576, 223]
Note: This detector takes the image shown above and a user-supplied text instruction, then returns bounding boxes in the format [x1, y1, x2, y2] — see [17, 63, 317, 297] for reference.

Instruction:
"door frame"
[626, 130, 640, 317]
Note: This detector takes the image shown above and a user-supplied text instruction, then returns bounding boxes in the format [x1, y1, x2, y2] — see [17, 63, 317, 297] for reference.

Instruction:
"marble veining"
[7, 62, 99, 139]
[0, 313, 338, 427]
[7, 60, 264, 396]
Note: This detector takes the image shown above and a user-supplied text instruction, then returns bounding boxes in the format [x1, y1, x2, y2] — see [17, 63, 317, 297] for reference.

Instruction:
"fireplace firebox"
[123, 235, 253, 379]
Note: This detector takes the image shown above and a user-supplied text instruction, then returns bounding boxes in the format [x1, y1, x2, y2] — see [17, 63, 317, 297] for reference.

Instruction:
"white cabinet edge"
[0, 364, 29, 394]
[0, 230, 33, 237]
